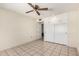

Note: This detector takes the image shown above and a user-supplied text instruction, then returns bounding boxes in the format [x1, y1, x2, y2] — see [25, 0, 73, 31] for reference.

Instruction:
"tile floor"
[0, 39, 78, 56]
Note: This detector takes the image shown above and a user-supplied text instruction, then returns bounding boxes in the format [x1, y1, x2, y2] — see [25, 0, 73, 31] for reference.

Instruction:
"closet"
[44, 13, 68, 45]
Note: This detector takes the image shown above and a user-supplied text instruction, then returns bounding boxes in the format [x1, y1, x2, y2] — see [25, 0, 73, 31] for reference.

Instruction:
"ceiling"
[0, 3, 79, 19]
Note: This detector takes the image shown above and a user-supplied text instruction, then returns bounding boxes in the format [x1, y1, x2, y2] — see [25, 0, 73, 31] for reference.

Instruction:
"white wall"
[0, 8, 41, 50]
[68, 11, 79, 52]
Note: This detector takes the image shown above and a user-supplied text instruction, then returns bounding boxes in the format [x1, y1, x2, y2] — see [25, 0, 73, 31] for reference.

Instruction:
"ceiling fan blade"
[26, 10, 34, 13]
[38, 8, 48, 10]
[35, 10, 40, 15]
[28, 3, 35, 9]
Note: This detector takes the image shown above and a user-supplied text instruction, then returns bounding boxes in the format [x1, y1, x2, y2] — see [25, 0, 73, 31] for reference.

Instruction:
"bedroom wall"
[0, 8, 41, 50]
[68, 11, 79, 48]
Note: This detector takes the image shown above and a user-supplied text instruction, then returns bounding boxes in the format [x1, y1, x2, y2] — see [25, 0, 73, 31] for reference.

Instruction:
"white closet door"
[55, 24, 67, 33]
[54, 33, 68, 45]
[44, 13, 68, 45]
[44, 22, 54, 42]
[54, 24, 68, 45]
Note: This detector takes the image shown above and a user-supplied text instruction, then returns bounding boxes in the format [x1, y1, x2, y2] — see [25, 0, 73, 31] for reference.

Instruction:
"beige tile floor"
[0, 39, 78, 56]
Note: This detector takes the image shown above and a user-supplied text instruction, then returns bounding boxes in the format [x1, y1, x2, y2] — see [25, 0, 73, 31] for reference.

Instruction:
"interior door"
[44, 21, 54, 42]
[54, 33, 68, 45]
[54, 24, 68, 45]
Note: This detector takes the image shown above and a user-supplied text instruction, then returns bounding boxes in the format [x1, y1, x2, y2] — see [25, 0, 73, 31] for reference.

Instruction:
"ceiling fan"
[25, 3, 48, 15]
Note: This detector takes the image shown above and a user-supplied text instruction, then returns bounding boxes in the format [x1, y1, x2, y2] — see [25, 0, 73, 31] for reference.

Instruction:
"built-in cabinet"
[44, 13, 68, 45]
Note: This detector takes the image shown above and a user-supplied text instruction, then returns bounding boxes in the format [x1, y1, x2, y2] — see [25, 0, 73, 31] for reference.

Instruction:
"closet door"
[54, 33, 68, 45]
[44, 22, 54, 42]
[54, 24, 68, 45]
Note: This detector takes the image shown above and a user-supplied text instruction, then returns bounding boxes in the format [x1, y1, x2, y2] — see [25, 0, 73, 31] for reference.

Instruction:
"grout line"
[50, 44, 58, 56]
[4, 50, 9, 56]
[67, 46, 69, 56]
[59, 45, 63, 56]
[13, 48, 21, 56]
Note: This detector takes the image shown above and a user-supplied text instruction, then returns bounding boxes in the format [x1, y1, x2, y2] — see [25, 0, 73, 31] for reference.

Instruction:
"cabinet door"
[44, 22, 54, 42]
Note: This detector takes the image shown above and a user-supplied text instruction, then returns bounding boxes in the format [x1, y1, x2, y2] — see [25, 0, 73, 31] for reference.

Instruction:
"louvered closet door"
[54, 24, 68, 45]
